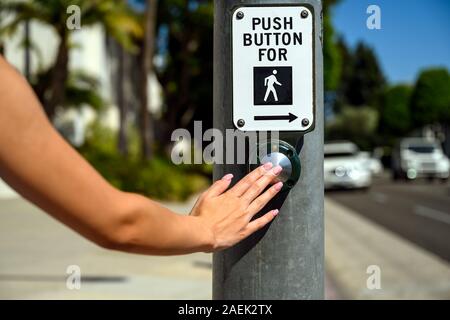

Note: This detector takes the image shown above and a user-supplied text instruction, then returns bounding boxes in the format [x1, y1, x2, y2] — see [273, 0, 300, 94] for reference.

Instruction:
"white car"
[359, 151, 383, 175]
[324, 141, 372, 190]
[391, 138, 450, 181]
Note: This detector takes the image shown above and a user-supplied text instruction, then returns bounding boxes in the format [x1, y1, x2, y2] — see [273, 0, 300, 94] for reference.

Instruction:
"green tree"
[334, 37, 352, 111]
[379, 84, 413, 137]
[323, 0, 342, 91]
[345, 42, 386, 108]
[410, 68, 450, 127]
[156, 0, 214, 138]
[64, 70, 105, 110]
[0, 0, 142, 119]
[326, 106, 379, 150]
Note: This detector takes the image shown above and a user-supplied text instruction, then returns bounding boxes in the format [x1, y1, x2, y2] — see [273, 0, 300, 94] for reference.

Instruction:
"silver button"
[260, 152, 292, 183]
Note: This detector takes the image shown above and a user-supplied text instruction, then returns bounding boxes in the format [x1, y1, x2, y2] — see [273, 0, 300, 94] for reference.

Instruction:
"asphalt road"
[327, 173, 450, 262]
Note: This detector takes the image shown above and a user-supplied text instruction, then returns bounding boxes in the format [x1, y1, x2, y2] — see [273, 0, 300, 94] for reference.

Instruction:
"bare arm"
[0, 56, 283, 255]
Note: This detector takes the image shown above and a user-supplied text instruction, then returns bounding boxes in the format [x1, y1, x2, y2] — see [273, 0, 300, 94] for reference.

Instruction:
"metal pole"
[213, 0, 324, 299]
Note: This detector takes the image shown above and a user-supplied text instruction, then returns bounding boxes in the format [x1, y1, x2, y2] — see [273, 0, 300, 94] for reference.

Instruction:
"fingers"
[246, 181, 283, 215]
[242, 209, 279, 237]
[206, 173, 234, 197]
[228, 162, 273, 196]
[241, 165, 282, 203]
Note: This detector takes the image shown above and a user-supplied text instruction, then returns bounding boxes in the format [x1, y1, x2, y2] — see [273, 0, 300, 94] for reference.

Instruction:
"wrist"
[184, 215, 216, 253]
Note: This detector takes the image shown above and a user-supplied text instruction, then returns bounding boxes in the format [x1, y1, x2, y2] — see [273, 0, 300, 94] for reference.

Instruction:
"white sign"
[232, 6, 314, 132]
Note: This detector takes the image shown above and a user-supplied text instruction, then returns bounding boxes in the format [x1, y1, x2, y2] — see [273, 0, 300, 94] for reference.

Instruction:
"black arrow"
[254, 113, 298, 123]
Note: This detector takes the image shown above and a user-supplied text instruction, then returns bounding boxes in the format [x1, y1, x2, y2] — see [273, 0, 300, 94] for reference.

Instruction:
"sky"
[333, 0, 450, 84]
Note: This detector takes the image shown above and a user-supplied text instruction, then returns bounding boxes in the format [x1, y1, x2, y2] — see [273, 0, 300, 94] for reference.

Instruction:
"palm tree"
[0, 14, 2, 53]
[23, 19, 31, 81]
[139, 0, 158, 160]
[116, 45, 128, 156]
[0, 0, 143, 119]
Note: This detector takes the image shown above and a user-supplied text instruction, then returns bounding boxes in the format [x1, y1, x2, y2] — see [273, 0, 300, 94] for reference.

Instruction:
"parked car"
[391, 138, 450, 181]
[359, 151, 383, 176]
[324, 141, 372, 190]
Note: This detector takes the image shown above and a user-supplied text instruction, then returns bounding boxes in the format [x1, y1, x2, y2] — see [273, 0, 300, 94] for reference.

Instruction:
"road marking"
[414, 205, 450, 226]
[372, 192, 388, 204]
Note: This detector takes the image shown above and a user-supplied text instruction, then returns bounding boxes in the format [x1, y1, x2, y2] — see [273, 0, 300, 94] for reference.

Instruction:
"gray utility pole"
[213, 0, 324, 299]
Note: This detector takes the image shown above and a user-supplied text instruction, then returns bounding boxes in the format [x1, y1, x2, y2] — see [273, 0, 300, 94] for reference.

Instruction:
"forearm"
[0, 55, 282, 256]
[0, 55, 211, 255]
[113, 193, 213, 255]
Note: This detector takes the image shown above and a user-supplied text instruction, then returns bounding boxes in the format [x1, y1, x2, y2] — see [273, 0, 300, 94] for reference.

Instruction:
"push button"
[249, 140, 301, 190]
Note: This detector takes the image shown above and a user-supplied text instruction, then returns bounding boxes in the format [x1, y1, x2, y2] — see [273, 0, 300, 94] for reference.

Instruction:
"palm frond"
[82, 0, 143, 52]
[0, 14, 24, 37]
[1, 0, 142, 51]
[17, 35, 44, 69]
[0, 1, 52, 26]
[64, 70, 106, 110]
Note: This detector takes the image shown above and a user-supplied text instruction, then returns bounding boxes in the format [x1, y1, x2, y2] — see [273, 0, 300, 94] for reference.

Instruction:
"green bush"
[78, 122, 209, 202]
[326, 105, 379, 150]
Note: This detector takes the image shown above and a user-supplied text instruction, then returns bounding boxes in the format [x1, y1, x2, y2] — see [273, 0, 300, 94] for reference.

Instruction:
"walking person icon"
[264, 70, 282, 102]
[253, 66, 292, 106]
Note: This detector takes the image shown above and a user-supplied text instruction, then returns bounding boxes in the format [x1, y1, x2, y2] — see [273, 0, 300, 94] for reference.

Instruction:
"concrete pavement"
[325, 197, 450, 299]
[328, 176, 450, 261]
[2, 187, 449, 299]
[0, 196, 212, 299]
[0, 194, 339, 299]
[0, 178, 18, 199]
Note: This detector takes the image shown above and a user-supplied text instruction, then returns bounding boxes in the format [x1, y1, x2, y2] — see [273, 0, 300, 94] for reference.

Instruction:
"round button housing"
[249, 140, 301, 190]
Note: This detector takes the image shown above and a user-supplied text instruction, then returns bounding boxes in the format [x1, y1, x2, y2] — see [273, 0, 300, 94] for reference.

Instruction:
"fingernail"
[272, 209, 279, 216]
[274, 182, 283, 191]
[222, 173, 233, 181]
[263, 162, 273, 170]
[272, 165, 283, 175]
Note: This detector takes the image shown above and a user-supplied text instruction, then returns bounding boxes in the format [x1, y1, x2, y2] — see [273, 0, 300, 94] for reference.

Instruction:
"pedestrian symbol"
[254, 66, 292, 105]
[264, 70, 282, 102]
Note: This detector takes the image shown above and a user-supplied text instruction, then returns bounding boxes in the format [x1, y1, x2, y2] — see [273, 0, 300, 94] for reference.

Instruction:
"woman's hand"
[190, 163, 283, 252]
[0, 55, 283, 256]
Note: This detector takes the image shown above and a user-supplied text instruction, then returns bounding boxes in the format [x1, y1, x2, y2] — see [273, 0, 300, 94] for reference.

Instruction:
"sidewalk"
[325, 197, 450, 299]
[2, 194, 449, 299]
[0, 178, 18, 199]
[0, 194, 341, 299]
[0, 196, 212, 299]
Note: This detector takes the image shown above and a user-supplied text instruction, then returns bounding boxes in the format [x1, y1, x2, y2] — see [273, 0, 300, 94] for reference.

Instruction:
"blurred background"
[0, 0, 449, 299]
